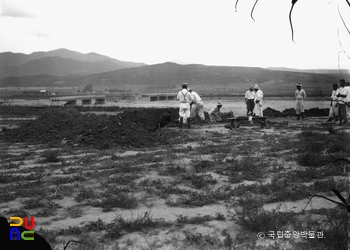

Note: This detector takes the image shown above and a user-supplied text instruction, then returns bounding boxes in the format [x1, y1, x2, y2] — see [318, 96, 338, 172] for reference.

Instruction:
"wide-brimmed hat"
[296, 83, 302, 87]
[254, 84, 259, 89]
[218, 101, 222, 105]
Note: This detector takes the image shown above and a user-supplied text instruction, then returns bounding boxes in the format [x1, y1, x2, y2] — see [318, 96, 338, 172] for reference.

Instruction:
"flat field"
[0, 105, 350, 250]
[4, 97, 329, 117]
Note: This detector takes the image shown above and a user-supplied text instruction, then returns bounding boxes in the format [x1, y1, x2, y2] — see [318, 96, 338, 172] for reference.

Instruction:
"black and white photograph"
[1, 0, 350, 249]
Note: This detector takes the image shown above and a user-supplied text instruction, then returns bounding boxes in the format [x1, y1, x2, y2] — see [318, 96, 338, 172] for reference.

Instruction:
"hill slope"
[0, 49, 146, 78]
[1, 62, 348, 96]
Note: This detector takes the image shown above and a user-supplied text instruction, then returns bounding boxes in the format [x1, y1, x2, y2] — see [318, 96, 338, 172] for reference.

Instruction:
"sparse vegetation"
[1, 108, 350, 249]
[41, 150, 61, 163]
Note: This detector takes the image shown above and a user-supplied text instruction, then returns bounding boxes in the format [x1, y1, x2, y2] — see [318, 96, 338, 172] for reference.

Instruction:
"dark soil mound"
[281, 108, 296, 117]
[0, 107, 180, 148]
[263, 107, 283, 117]
[220, 111, 235, 122]
[263, 107, 329, 117]
[305, 108, 329, 117]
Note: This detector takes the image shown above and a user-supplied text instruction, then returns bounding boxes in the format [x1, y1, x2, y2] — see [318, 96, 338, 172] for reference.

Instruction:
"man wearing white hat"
[208, 101, 223, 123]
[253, 84, 264, 117]
[245, 85, 256, 116]
[176, 83, 192, 128]
[295, 83, 306, 120]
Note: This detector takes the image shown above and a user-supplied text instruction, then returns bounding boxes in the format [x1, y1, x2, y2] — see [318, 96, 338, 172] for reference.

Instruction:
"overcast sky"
[0, 0, 350, 70]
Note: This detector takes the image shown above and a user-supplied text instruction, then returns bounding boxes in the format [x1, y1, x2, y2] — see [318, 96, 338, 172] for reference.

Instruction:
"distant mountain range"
[0, 48, 146, 78]
[1, 61, 349, 96]
[267, 67, 350, 75]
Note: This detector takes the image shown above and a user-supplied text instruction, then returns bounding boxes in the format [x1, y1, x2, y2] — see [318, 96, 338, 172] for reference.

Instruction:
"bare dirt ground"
[1, 106, 350, 250]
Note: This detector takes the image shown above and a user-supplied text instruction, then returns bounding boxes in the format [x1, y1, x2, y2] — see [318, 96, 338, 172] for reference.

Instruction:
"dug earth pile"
[263, 107, 328, 117]
[0, 106, 328, 148]
[0, 107, 180, 148]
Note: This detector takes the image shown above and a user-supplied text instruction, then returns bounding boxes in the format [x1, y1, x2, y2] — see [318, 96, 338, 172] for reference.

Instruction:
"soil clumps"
[0, 107, 179, 148]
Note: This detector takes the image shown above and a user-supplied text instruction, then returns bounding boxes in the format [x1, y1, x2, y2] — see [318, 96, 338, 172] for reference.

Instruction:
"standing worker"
[327, 83, 339, 122]
[188, 89, 205, 126]
[245, 85, 256, 116]
[253, 84, 264, 117]
[177, 83, 192, 128]
[345, 81, 350, 118]
[336, 79, 349, 126]
[295, 83, 306, 120]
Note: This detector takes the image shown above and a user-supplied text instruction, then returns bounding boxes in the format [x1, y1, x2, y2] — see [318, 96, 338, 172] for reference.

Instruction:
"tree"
[235, 0, 350, 41]
[303, 153, 350, 249]
[235, 0, 350, 67]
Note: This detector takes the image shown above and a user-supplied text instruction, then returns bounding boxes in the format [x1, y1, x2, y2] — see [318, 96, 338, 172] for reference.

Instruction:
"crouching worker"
[209, 101, 223, 123]
[177, 83, 192, 128]
[189, 89, 205, 126]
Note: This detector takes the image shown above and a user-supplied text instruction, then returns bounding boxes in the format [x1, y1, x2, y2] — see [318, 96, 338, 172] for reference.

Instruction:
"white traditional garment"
[177, 89, 192, 122]
[253, 89, 264, 117]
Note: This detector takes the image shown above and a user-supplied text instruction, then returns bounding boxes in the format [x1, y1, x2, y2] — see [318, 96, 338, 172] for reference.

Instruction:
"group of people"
[176, 79, 350, 128]
[244, 84, 264, 117]
[327, 78, 350, 126]
[176, 83, 223, 128]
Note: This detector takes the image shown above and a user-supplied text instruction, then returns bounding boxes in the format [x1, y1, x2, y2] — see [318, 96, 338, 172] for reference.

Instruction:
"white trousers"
[329, 101, 338, 117]
[179, 102, 190, 123]
[254, 102, 263, 117]
[190, 101, 205, 120]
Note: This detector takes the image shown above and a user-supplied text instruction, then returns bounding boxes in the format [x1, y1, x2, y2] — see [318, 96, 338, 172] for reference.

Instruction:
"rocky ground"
[0, 106, 349, 250]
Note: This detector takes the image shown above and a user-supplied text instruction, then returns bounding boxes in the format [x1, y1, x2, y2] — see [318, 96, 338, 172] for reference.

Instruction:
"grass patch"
[107, 174, 141, 185]
[233, 195, 296, 233]
[64, 205, 84, 218]
[166, 191, 216, 207]
[50, 175, 87, 185]
[296, 153, 329, 167]
[176, 213, 225, 225]
[36, 200, 62, 217]
[233, 176, 312, 203]
[216, 156, 268, 182]
[105, 211, 171, 239]
[158, 165, 188, 176]
[183, 173, 217, 189]
[192, 159, 214, 173]
[41, 150, 61, 163]
[94, 192, 138, 212]
[74, 187, 97, 202]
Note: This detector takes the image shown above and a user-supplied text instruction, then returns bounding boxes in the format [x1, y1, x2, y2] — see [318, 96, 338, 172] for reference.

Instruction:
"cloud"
[0, 1, 34, 18]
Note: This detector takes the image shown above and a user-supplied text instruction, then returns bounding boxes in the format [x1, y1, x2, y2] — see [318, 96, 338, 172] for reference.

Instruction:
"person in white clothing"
[245, 85, 256, 116]
[295, 83, 306, 120]
[176, 83, 192, 128]
[327, 83, 339, 122]
[253, 84, 264, 117]
[346, 82, 350, 118]
[188, 89, 205, 126]
[336, 79, 349, 126]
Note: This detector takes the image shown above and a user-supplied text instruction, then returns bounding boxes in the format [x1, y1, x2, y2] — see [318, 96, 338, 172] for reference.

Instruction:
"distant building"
[149, 93, 177, 101]
[39, 89, 48, 95]
[53, 81, 65, 85]
[50, 95, 106, 106]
